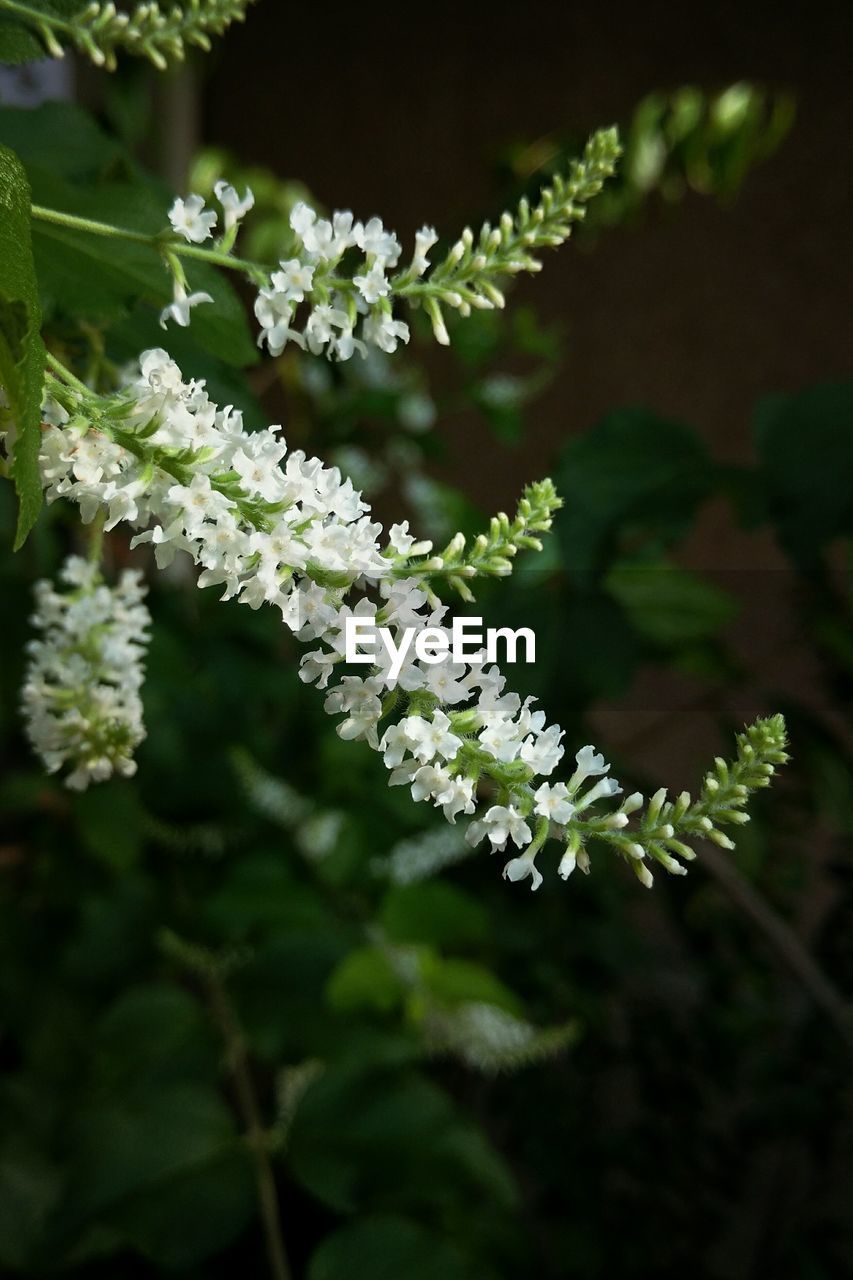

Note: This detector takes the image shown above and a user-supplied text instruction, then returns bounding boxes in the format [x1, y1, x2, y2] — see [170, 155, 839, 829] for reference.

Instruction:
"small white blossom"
[533, 781, 575, 824]
[411, 225, 438, 276]
[214, 180, 254, 231]
[503, 851, 543, 891]
[478, 804, 532, 853]
[168, 194, 217, 244]
[404, 710, 463, 764]
[354, 262, 390, 305]
[355, 216, 401, 266]
[159, 280, 214, 329]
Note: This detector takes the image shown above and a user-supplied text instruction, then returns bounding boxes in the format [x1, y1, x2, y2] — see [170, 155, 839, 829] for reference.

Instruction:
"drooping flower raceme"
[38, 349, 789, 886]
[22, 555, 150, 790]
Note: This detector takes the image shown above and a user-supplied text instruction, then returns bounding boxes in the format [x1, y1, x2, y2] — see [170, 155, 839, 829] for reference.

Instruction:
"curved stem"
[30, 204, 261, 276]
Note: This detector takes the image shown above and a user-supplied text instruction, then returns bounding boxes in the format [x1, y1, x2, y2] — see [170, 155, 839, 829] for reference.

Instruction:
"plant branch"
[30, 204, 261, 276]
[206, 974, 293, 1280]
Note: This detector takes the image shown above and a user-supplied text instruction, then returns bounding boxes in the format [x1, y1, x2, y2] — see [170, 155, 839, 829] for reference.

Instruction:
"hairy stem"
[31, 204, 260, 275]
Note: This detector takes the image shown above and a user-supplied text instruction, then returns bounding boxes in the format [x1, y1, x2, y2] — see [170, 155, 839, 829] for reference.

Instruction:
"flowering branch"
[562, 715, 790, 887]
[0, 0, 256, 69]
[32, 347, 788, 894]
[29, 129, 621, 359]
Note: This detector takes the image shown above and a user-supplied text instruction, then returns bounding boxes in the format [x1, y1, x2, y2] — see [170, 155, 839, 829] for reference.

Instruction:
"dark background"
[2, 4, 853, 1277]
[205, 0, 853, 778]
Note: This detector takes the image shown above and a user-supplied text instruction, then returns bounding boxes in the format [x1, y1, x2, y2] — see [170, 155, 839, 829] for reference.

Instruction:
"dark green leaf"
[554, 407, 712, 574]
[309, 1214, 471, 1280]
[0, 143, 45, 548]
[326, 946, 405, 1015]
[380, 882, 488, 949]
[0, 17, 46, 65]
[605, 559, 737, 645]
[754, 383, 853, 564]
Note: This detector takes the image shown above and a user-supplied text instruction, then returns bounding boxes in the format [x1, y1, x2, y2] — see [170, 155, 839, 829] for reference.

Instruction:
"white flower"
[503, 852, 543, 891]
[437, 773, 476, 823]
[214, 180, 254, 231]
[36, 346, 640, 896]
[159, 281, 214, 329]
[479, 804, 532, 852]
[290, 203, 357, 260]
[479, 717, 524, 763]
[270, 259, 315, 303]
[354, 262, 390, 305]
[355, 216, 401, 266]
[304, 304, 348, 354]
[576, 775, 622, 808]
[411, 225, 438, 276]
[410, 763, 452, 803]
[423, 658, 469, 706]
[168, 194, 217, 244]
[520, 724, 565, 776]
[569, 744, 610, 790]
[403, 710, 463, 764]
[387, 521, 416, 556]
[533, 781, 575, 824]
[330, 327, 368, 362]
[380, 721, 411, 767]
[362, 311, 410, 354]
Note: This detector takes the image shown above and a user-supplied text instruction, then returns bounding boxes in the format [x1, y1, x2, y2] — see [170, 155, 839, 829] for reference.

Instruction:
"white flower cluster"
[167, 185, 436, 360]
[39, 349, 637, 886]
[253, 202, 435, 361]
[40, 349, 385, 621]
[22, 556, 149, 790]
[162, 183, 256, 329]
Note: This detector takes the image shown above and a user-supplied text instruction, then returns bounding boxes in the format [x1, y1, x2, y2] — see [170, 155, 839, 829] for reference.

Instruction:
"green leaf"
[605, 558, 737, 645]
[326, 946, 405, 1015]
[0, 144, 45, 549]
[419, 956, 523, 1016]
[0, 103, 126, 180]
[309, 1214, 471, 1280]
[754, 383, 853, 564]
[554, 407, 712, 575]
[1, 105, 257, 370]
[289, 1064, 515, 1217]
[25, 172, 257, 368]
[380, 882, 489, 949]
[0, 17, 46, 65]
[57, 1084, 241, 1228]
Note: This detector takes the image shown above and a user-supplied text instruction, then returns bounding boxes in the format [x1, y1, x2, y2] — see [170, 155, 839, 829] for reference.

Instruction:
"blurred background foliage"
[1, 31, 852, 1280]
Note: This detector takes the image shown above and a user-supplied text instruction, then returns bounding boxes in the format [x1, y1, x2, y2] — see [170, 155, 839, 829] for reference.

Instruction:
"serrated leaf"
[0, 102, 126, 178]
[0, 144, 45, 548]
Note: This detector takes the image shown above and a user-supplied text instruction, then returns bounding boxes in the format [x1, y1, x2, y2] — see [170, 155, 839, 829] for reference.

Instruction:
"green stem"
[206, 976, 293, 1280]
[87, 510, 106, 566]
[45, 351, 91, 397]
[0, 0, 73, 34]
[30, 204, 261, 276]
